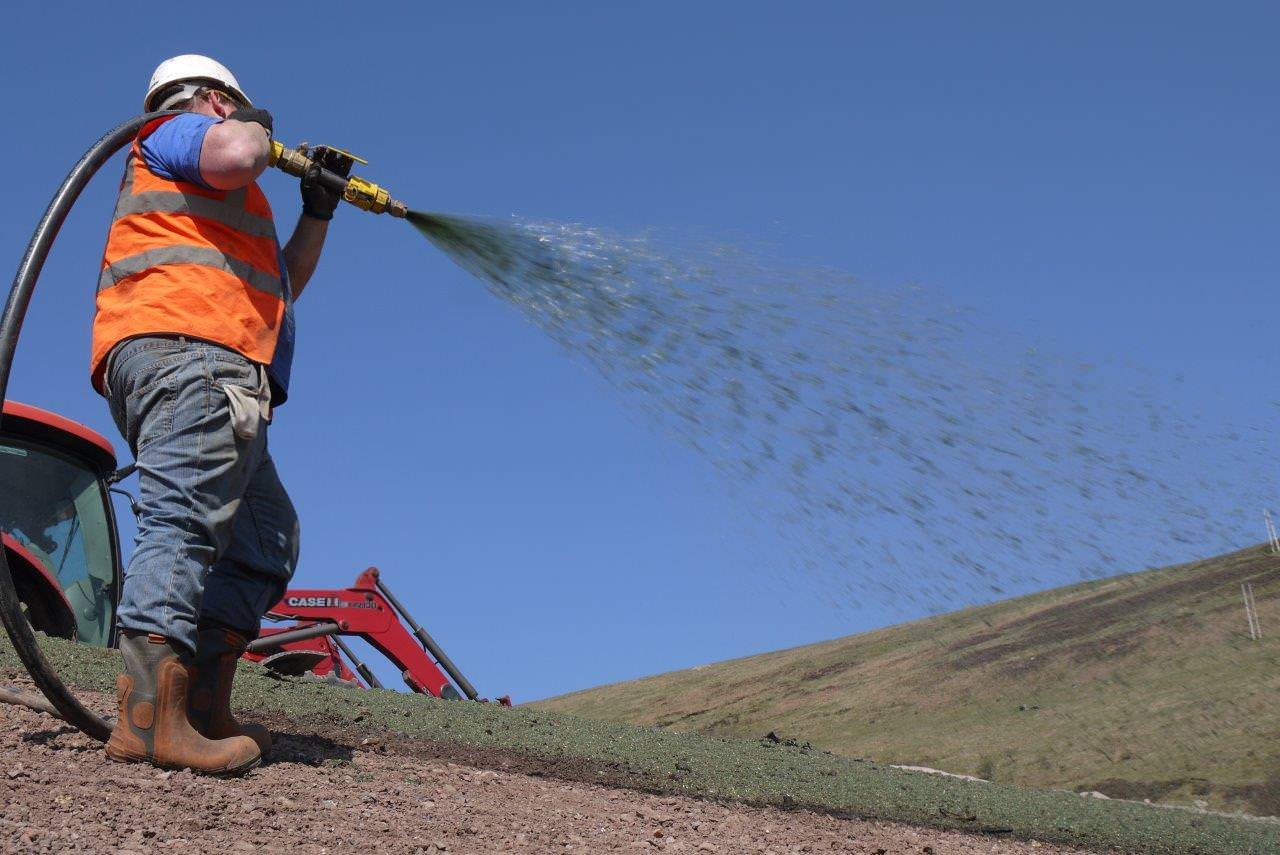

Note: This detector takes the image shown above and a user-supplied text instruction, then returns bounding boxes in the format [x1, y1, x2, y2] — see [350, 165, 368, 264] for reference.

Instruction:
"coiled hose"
[0, 112, 176, 740]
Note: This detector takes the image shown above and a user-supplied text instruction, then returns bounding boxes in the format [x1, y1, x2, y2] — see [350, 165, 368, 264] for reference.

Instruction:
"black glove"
[300, 146, 354, 222]
[227, 106, 274, 136]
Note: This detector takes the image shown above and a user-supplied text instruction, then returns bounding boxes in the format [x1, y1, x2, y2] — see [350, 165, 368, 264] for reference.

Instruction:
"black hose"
[0, 111, 176, 741]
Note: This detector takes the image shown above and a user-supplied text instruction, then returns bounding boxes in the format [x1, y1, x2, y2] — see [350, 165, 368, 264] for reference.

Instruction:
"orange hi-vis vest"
[91, 115, 285, 393]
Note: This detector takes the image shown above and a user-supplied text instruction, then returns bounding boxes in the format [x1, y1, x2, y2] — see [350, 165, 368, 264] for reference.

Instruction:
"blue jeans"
[105, 336, 300, 654]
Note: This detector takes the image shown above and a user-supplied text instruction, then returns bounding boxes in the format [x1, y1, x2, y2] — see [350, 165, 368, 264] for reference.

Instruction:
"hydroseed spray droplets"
[409, 211, 1268, 612]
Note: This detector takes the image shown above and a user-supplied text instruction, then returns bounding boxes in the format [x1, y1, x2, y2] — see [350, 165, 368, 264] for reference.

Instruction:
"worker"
[91, 55, 347, 775]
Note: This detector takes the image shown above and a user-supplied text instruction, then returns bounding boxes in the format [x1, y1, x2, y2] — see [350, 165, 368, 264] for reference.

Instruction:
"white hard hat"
[143, 54, 252, 112]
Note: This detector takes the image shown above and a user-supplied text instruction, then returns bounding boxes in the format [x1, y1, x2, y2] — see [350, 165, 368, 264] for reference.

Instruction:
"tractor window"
[0, 439, 115, 646]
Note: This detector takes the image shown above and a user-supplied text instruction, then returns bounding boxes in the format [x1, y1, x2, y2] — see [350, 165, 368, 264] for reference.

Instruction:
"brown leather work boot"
[188, 623, 272, 756]
[105, 631, 260, 776]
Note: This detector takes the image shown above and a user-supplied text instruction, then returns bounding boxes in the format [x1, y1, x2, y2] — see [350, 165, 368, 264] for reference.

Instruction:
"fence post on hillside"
[1242, 582, 1261, 640]
[1264, 510, 1280, 554]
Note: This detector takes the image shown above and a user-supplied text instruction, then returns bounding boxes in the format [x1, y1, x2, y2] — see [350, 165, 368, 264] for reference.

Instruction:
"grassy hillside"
[536, 544, 1280, 817]
[1, 633, 1277, 854]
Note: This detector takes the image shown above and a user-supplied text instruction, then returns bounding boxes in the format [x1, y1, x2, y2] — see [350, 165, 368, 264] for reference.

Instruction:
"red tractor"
[0, 399, 503, 704]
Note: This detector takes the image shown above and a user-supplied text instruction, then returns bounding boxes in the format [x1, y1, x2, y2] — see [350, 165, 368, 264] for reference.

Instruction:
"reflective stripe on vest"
[98, 154, 284, 299]
[98, 244, 284, 297]
[112, 191, 277, 238]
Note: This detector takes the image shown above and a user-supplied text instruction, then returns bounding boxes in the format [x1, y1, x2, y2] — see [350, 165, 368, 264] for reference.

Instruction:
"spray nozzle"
[269, 140, 408, 218]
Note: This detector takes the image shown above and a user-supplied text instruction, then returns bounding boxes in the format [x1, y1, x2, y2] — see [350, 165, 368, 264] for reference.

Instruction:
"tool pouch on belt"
[222, 364, 272, 441]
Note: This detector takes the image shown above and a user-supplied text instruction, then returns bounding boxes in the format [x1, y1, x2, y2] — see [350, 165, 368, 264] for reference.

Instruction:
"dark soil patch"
[1226, 771, 1280, 819]
[1061, 632, 1145, 665]
[996, 631, 1147, 679]
[948, 640, 1029, 671]
[946, 628, 1004, 654]
[800, 661, 858, 682]
[1088, 777, 1213, 801]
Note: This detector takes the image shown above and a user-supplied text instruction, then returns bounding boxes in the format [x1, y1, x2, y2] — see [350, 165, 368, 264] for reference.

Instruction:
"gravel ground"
[0, 688, 1092, 854]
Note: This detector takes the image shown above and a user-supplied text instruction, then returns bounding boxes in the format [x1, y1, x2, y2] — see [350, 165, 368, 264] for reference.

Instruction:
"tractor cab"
[0, 402, 121, 646]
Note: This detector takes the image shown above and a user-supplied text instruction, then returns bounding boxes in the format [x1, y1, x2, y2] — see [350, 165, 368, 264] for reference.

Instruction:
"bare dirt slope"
[0, 688, 1088, 854]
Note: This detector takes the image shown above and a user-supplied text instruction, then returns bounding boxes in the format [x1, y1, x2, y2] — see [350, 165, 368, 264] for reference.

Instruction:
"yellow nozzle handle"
[268, 140, 407, 218]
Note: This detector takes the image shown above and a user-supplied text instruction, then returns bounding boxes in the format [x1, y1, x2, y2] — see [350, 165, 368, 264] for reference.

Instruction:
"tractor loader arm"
[247, 567, 509, 705]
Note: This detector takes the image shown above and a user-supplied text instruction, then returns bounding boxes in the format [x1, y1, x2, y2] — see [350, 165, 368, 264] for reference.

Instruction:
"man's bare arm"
[199, 119, 271, 190]
[282, 215, 329, 299]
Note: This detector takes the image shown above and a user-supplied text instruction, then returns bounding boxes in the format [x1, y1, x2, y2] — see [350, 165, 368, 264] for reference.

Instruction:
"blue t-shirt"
[138, 114, 296, 404]
[139, 113, 217, 187]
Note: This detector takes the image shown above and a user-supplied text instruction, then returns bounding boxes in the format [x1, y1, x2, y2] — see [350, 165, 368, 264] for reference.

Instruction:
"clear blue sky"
[1, 3, 1276, 701]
